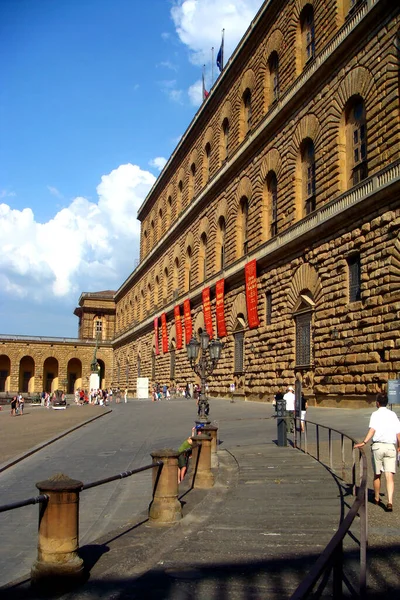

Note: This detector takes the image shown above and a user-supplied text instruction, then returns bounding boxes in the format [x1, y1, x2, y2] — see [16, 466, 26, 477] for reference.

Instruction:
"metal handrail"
[81, 461, 163, 491]
[0, 462, 163, 512]
[0, 494, 49, 514]
[291, 418, 368, 599]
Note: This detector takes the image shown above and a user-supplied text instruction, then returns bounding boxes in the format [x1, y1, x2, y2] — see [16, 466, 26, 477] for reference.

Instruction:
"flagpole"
[211, 47, 214, 86]
[221, 29, 225, 71]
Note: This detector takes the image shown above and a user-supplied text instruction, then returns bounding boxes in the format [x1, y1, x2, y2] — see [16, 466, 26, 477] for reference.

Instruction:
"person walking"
[283, 385, 295, 433]
[124, 387, 128, 403]
[10, 396, 17, 416]
[18, 394, 24, 415]
[300, 392, 308, 432]
[355, 392, 400, 512]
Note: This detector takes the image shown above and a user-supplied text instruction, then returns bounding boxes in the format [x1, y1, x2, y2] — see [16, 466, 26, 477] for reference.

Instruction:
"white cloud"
[0, 189, 16, 199]
[188, 79, 203, 106]
[158, 60, 178, 72]
[47, 185, 63, 199]
[149, 157, 168, 172]
[170, 0, 264, 66]
[0, 163, 155, 303]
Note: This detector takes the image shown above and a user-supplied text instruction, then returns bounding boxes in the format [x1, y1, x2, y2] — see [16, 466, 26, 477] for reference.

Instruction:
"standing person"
[18, 394, 24, 415]
[300, 392, 308, 432]
[355, 392, 400, 511]
[10, 396, 17, 416]
[283, 385, 295, 433]
[124, 387, 128, 403]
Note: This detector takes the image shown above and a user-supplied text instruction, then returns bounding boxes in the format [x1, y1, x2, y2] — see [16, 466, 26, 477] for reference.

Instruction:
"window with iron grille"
[266, 292, 272, 325]
[348, 254, 361, 302]
[152, 352, 156, 379]
[269, 52, 279, 103]
[295, 312, 312, 367]
[352, 101, 368, 185]
[304, 141, 316, 214]
[269, 172, 278, 236]
[137, 356, 141, 378]
[234, 331, 245, 373]
[95, 320, 102, 333]
[243, 89, 252, 134]
[170, 349, 176, 380]
[222, 119, 229, 160]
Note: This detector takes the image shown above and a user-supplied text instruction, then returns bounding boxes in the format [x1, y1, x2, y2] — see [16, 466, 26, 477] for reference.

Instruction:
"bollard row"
[29, 428, 218, 589]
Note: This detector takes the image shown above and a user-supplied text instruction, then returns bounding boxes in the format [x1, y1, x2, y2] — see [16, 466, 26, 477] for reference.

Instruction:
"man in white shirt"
[355, 393, 400, 512]
[283, 385, 295, 433]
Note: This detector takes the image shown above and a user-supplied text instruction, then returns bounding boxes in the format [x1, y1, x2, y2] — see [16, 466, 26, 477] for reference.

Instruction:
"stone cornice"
[0, 334, 112, 347]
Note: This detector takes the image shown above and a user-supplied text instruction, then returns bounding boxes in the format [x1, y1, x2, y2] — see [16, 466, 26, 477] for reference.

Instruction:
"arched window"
[300, 5, 315, 68]
[204, 143, 211, 183]
[163, 267, 169, 302]
[242, 89, 252, 136]
[234, 314, 246, 374]
[146, 283, 151, 313]
[268, 51, 279, 105]
[267, 171, 278, 236]
[166, 195, 172, 226]
[239, 197, 249, 256]
[177, 180, 183, 214]
[170, 343, 176, 380]
[222, 118, 230, 162]
[158, 207, 163, 240]
[154, 275, 160, 308]
[150, 218, 155, 247]
[189, 162, 196, 201]
[173, 257, 179, 296]
[294, 293, 315, 368]
[216, 216, 226, 271]
[185, 246, 192, 292]
[199, 232, 208, 283]
[140, 290, 145, 321]
[346, 97, 368, 187]
[300, 139, 316, 215]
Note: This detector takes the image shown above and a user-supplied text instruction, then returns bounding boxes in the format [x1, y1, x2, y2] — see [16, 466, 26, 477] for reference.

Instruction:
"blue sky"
[0, 0, 263, 337]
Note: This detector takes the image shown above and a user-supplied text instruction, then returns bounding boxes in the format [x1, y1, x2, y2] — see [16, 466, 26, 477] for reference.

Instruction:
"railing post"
[31, 473, 84, 588]
[149, 450, 182, 526]
[191, 433, 214, 489]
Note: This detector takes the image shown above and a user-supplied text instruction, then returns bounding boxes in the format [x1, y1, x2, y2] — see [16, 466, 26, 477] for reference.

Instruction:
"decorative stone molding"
[228, 293, 248, 333]
[287, 263, 322, 311]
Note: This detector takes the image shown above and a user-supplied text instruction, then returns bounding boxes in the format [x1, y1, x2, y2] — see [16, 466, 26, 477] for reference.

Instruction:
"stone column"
[149, 449, 182, 526]
[31, 473, 84, 587]
[190, 433, 214, 489]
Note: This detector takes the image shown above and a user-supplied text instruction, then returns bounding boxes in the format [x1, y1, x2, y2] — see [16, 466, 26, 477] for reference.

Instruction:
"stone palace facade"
[1, 0, 399, 406]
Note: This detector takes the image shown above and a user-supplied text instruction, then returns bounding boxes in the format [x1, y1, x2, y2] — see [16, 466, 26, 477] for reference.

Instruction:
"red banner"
[174, 305, 183, 350]
[183, 299, 192, 345]
[215, 279, 227, 337]
[245, 259, 260, 329]
[161, 312, 168, 353]
[154, 317, 159, 355]
[202, 287, 213, 337]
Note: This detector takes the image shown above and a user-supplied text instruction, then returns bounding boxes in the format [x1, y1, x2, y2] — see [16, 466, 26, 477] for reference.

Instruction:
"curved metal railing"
[290, 418, 368, 599]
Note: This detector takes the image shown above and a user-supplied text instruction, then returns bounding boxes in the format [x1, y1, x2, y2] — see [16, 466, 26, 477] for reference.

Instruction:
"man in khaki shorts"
[355, 393, 400, 512]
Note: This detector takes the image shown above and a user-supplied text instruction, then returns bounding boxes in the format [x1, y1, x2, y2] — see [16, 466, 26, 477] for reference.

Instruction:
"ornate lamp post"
[186, 331, 223, 422]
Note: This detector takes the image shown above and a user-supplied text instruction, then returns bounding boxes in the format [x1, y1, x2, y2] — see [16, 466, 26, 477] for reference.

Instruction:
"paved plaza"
[0, 398, 399, 598]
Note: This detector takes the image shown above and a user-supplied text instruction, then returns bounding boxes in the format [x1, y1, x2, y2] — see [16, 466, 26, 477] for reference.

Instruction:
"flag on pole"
[202, 68, 209, 100]
[216, 29, 224, 72]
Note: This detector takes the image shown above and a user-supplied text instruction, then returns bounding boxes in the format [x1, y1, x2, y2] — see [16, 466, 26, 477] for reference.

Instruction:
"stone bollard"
[149, 449, 182, 526]
[190, 433, 214, 489]
[200, 424, 218, 454]
[31, 473, 84, 588]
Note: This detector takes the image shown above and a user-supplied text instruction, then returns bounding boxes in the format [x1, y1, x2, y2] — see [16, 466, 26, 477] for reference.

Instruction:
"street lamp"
[186, 331, 223, 422]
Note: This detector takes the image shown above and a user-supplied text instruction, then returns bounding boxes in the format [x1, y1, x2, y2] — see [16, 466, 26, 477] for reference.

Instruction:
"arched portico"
[19, 356, 35, 394]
